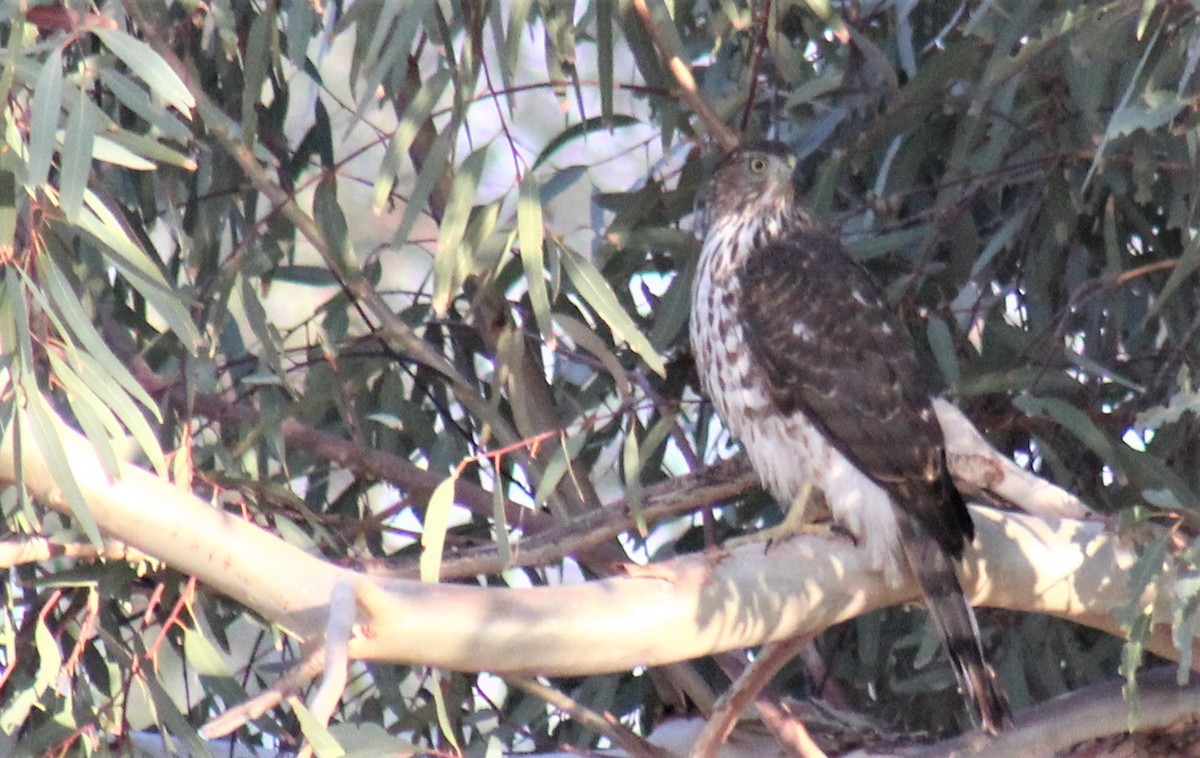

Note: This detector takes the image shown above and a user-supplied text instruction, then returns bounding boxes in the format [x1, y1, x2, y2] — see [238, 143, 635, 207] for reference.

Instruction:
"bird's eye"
[749, 157, 767, 173]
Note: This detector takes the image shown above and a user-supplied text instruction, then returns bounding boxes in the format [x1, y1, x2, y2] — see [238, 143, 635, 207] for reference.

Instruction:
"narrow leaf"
[60, 85, 96, 222]
[623, 420, 646, 536]
[532, 432, 586, 519]
[428, 669, 462, 753]
[290, 698, 345, 757]
[372, 69, 451, 212]
[517, 174, 554, 347]
[555, 313, 630, 396]
[93, 28, 195, 114]
[926, 317, 959, 387]
[75, 193, 198, 346]
[492, 460, 511, 570]
[392, 130, 451, 247]
[28, 46, 63, 190]
[47, 353, 121, 479]
[597, 0, 614, 125]
[25, 395, 104, 546]
[240, 11, 274, 145]
[349, 0, 434, 132]
[90, 134, 156, 170]
[433, 145, 490, 314]
[0, 169, 15, 252]
[99, 68, 192, 143]
[503, 0, 535, 79]
[560, 247, 665, 376]
[97, 128, 196, 170]
[639, 413, 675, 469]
[532, 115, 640, 171]
[75, 352, 168, 476]
[313, 176, 357, 274]
[286, 0, 315, 69]
[420, 474, 458, 583]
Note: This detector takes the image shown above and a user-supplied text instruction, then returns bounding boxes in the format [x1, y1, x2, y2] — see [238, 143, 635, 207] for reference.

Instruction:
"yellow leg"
[727, 482, 846, 549]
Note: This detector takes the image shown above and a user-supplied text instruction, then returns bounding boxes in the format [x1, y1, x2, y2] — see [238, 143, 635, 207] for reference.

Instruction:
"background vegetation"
[3, 0, 1200, 754]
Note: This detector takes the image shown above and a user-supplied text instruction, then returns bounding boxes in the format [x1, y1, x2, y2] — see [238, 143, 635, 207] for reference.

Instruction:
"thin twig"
[201, 647, 327, 739]
[630, 0, 739, 150]
[507, 676, 675, 758]
[693, 635, 815, 758]
[0, 535, 151, 568]
[363, 459, 759, 579]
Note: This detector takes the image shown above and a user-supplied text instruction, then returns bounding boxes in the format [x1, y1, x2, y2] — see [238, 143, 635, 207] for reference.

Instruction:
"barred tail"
[897, 512, 1012, 734]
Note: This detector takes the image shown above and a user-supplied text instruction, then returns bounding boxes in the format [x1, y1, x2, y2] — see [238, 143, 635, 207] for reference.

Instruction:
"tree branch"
[1, 403, 1192, 679]
[629, 0, 739, 151]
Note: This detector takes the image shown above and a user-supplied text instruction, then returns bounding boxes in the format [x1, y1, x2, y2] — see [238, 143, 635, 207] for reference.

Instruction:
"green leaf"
[1170, 573, 1200, 686]
[926, 317, 959, 387]
[1137, 0, 1157, 39]
[969, 207, 1027, 279]
[24, 394, 104, 546]
[92, 28, 195, 114]
[28, 46, 63, 190]
[392, 129, 452, 248]
[349, 0, 435, 132]
[0, 169, 15, 252]
[292, 699, 346, 758]
[1014, 394, 1117, 461]
[597, 0, 614, 125]
[433, 145, 490, 314]
[59, 84, 96, 222]
[47, 352, 122, 479]
[182, 628, 250, 710]
[532, 116, 641, 172]
[98, 68, 193, 143]
[623, 420, 645, 536]
[1122, 531, 1170, 628]
[555, 313, 630, 396]
[75, 194, 198, 347]
[313, 176, 357, 275]
[97, 128, 196, 170]
[1121, 611, 1151, 729]
[286, 0, 315, 69]
[33, 616, 63, 694]
[241, 11, 274, 145]
[74, 351, 168, 476]
[428, 669, 462, 753]
[39, 253, 161, 417]
[492, 461, 511, 570]
[372, 68, 451, 211]
[420, 474, 458, 583]
[559, 247, 665, 376]
[533, 432, 587, 520]
[89, 134, 156, 171]
[131, 656, 213, 756]
[517, 174, 554, 346]
[503, 0, 535, 80]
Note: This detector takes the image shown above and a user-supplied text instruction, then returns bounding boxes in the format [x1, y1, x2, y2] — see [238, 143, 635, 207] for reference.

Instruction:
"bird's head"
[694, 142, 808, 239]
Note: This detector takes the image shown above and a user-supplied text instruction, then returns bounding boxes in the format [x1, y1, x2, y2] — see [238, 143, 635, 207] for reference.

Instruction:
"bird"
[689, 141, 1011, 733]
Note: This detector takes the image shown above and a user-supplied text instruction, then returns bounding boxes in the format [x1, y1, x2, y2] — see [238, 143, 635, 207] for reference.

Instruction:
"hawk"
[690, 142, 1010, 733]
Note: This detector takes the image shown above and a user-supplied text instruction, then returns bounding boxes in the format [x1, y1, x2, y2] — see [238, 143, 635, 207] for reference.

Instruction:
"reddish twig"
[630, 0, 739, 150]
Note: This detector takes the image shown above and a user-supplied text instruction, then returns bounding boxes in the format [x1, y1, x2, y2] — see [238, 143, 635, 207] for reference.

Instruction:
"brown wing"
[737, 229, 973, 557]
[738, 229, 1012, 732]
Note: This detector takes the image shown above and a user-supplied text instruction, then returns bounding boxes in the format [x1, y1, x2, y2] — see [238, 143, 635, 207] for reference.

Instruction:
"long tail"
[897, 512, 1012, 734]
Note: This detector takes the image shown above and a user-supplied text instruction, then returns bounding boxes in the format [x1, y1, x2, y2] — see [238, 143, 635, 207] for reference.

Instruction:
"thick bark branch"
[1, 404, 1191, 678]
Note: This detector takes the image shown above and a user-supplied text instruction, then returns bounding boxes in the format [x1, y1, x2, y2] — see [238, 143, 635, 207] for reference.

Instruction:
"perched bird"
[690, 141, 1011, 733]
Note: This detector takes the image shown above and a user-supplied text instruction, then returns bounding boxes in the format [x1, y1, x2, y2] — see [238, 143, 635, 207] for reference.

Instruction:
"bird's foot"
[725, 520, 849, 553]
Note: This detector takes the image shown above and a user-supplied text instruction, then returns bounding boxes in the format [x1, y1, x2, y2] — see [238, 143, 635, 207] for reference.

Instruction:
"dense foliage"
[3, 0, 1200, 754]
